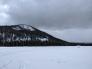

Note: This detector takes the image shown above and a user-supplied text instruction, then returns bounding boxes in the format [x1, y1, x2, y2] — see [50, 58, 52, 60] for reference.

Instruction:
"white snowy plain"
[0, 46, 92, 69]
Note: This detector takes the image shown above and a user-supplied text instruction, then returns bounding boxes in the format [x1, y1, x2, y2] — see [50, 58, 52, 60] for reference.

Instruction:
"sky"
[0, 0, 92, 42]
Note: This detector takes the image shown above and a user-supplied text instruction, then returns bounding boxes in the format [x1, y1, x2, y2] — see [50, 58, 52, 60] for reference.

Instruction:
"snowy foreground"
[0, 46, 92, 69]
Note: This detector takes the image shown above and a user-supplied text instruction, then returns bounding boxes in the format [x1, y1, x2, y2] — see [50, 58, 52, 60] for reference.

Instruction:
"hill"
[0, 24, 92, 46]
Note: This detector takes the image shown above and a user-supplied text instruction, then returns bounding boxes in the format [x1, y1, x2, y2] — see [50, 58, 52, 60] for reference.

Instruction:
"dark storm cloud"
[3, 0, 92, 29]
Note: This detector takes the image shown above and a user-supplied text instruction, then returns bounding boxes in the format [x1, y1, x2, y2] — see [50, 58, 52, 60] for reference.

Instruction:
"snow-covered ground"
[0, 46, 92, 69]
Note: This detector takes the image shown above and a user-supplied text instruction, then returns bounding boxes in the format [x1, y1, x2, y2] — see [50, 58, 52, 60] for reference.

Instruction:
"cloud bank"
[0, 0, 92, 29]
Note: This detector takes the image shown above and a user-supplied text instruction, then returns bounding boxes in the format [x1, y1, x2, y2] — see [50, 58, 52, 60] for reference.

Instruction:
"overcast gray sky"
[0, 0, 92, 42]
